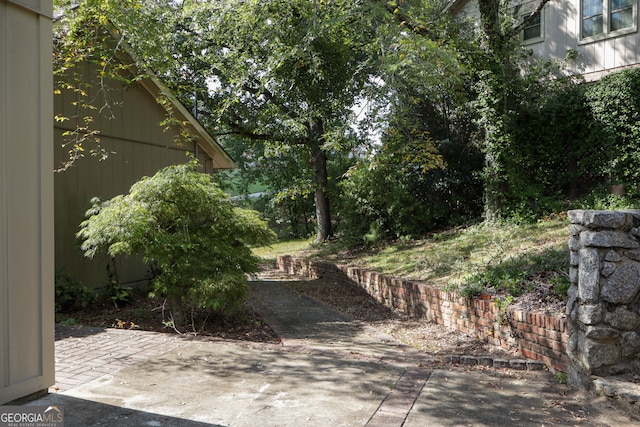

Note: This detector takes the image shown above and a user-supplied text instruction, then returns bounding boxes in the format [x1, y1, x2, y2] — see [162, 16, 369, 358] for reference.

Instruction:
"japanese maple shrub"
[77, 162, 275, 326]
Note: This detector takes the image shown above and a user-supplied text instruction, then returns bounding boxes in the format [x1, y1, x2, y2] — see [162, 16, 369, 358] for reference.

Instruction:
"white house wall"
[0, 0, 55, 404]
[450, 0, 640, 80]
[527, 0, 640, 79]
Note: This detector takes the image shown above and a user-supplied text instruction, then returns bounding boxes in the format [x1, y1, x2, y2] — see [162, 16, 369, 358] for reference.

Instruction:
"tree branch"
[506, 0, 551, 40]
[196, 109, 296, 145]
[378, 0, 438, 38]
[241, 83, 297, 121]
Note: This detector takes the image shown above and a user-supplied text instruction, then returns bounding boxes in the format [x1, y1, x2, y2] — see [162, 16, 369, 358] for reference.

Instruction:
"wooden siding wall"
[453, 0, 640, 80]
[54, 66, 216, 289]
[532, 0, 640, 80]
[0, 0, 55, 404]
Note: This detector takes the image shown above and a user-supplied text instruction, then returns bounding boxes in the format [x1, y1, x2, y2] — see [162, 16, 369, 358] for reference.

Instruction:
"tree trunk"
[477, 0, 502, 56]
[169, 295, 186, 331]
[308, 117, 333, 242]
[476, 0, 526, 221]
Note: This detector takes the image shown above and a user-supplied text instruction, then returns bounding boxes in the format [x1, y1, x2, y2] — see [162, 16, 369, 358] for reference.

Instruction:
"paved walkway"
[26, 276, 638, 426]
[52, 326, 188, 393]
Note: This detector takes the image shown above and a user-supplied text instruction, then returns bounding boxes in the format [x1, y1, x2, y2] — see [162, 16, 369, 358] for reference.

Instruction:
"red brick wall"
[276, 255, 569, 372]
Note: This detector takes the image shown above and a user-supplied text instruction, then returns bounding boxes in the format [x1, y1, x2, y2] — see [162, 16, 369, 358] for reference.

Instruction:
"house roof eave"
[112, 32, 236, 170]
[138, 73, 237, 170]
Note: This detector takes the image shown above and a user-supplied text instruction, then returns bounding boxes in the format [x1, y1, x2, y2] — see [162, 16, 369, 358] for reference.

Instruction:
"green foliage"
[495, 67, 640, 220]
[555, 372, 568, 384]
[453, 243, 569, 300]
[103, 282, 133, 308]
[471, 267, 528, 297]
[550, 276, 571, 301]
[77, 162, 275, 322]
[444, 281, 485, 300]
[586, 68, 640, 184]
[217, 137, 325, 240]
[493, 295, 514, 325]
[55, 270, 96, 313]
[331, 1, 482, 244]
[163, 0, 396, 242]
[339, 157, 429, 244]
[580, 183, 640, 210]
[338, 134, 483, 244]
[53, 0, 176, 169]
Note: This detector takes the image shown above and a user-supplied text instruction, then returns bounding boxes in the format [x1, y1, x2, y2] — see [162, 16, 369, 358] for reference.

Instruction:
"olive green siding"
[54, 62, 234, 289]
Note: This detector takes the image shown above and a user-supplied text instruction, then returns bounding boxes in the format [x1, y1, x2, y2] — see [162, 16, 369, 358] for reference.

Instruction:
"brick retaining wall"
[276, 255, 569, 372]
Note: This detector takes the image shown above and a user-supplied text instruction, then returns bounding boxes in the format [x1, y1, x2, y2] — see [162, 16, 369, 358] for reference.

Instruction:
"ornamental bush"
[77, 162, 275, 326]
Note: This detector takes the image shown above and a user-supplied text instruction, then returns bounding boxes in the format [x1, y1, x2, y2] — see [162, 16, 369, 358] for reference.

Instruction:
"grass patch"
[252, 238, 313, 262]
[258, 217, 571, 301]
[259, 217, 569, 297]
[324, 219, 567, 283]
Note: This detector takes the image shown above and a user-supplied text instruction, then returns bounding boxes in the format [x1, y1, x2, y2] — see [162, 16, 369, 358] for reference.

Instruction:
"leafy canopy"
[163, 0, 399, 241]
[170, 0, 382, 137]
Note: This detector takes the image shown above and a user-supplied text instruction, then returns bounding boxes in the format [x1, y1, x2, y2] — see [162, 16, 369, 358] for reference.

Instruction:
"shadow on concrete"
[50, 341, 402, 426]
[27, 394, 221, 427]
[55, 324, 108, 341]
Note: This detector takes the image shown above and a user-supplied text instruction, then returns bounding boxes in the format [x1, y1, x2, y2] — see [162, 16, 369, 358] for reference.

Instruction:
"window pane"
[523, 12, 541, 40]
[523, 24, 541, 40]
[528, 12, 541, 26]
[611, 0, 634, 10]
[611, 8, 634, 31]
[583, 15, 604, 36]
[583, 0, 604, 17]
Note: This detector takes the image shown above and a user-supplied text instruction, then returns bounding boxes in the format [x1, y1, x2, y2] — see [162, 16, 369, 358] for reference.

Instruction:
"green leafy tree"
[334, 1, 482, 240]
[472, 0, 554, 220]
[382, 0, 556, 221]
[218, 137, 322, 239]
[77, 162, 275, 327]
[159, 0, 393, 242]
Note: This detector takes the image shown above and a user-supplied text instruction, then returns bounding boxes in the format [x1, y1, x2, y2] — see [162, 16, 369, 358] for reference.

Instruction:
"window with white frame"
[581, 0, 637, 39]
[522, 10, 544, 44]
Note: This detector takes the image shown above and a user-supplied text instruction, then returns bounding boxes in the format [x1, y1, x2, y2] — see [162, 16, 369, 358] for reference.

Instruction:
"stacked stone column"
[567, 210, 640, 387]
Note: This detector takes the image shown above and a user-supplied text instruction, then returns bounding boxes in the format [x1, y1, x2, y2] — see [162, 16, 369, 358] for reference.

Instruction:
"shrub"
[77, 162, 276, 326]
[497, 68, 640, 220]
[338, 136, 483, 244]
[580, 183, 640, 210]
[586, 68, 640, 184]
[55, 270, 96, 313]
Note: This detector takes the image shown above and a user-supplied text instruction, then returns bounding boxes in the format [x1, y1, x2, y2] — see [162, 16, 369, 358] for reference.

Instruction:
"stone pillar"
[567, 210, 640, 388]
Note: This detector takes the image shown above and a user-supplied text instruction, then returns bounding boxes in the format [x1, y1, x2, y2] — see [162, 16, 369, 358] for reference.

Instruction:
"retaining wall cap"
[568, 209, 640, 228]
[583, 211, 631, 229]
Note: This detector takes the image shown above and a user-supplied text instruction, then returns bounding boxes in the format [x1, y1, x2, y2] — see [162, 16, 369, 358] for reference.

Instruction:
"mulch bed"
[57, 290, 280, 343]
